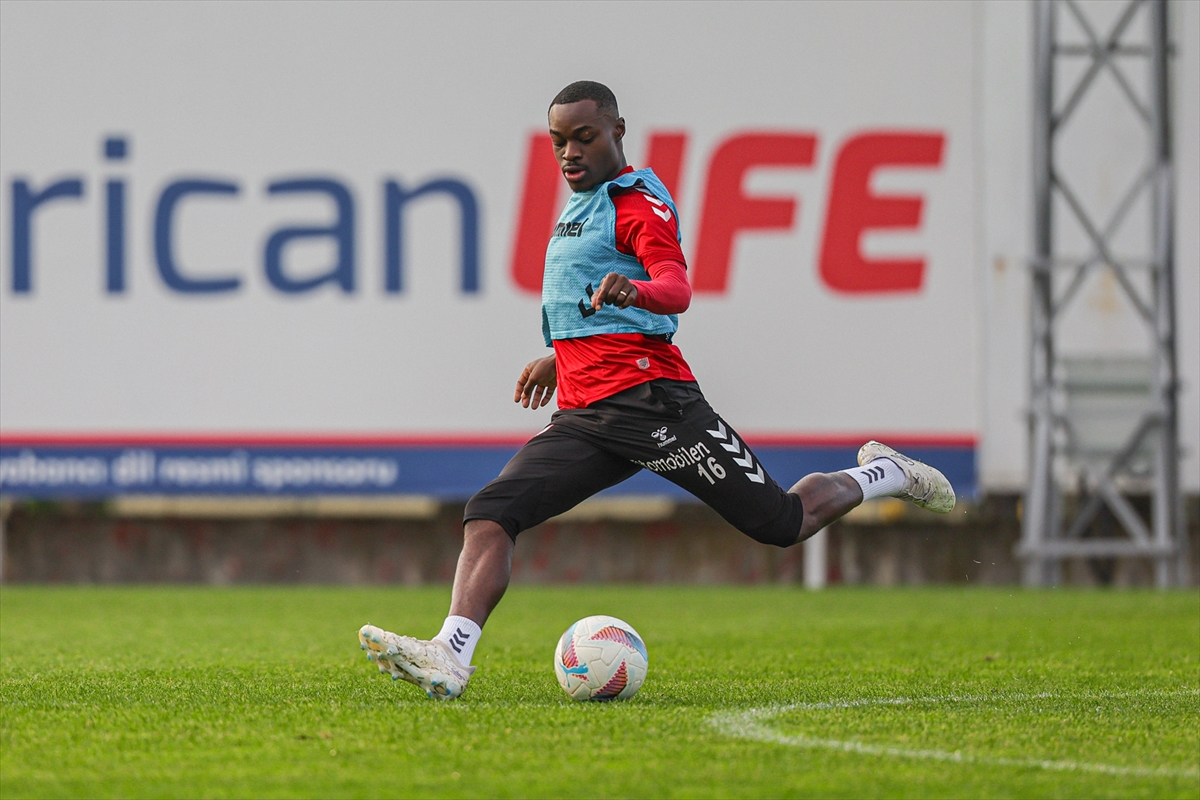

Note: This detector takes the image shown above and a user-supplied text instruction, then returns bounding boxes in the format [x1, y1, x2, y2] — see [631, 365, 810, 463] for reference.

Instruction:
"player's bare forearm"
[514, 353, 557, 409]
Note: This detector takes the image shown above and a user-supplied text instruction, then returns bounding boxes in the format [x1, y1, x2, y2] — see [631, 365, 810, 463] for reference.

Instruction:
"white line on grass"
[709, 689, 1200, 779]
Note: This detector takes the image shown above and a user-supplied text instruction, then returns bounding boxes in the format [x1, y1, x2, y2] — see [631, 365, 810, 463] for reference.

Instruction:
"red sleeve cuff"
[631, 260, 691, 315]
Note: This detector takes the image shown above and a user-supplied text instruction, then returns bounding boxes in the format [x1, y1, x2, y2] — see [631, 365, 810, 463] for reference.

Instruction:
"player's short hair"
[549, 81, 619, 117]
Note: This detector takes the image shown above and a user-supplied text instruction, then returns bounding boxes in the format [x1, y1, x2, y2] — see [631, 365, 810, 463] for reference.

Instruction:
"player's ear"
[613, 117, 625, 142]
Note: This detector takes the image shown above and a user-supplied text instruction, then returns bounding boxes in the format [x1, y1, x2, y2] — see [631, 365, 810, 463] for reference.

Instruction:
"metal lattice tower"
[1021, 0, 1184, 586]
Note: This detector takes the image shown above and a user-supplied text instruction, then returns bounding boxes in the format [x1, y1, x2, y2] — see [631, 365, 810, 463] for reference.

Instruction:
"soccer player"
[359, 81, 954, 698]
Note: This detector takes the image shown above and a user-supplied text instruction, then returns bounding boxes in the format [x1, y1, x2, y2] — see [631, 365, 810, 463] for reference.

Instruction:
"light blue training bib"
[541, 168, 682, 346]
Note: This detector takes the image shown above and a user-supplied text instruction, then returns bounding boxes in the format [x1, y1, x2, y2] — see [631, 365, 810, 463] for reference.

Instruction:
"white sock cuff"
[842, 458, 905, 502]
[435, 616, 482, 667]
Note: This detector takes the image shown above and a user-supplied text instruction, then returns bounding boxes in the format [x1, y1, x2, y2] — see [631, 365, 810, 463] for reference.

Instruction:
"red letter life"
[510, 133, 562, 293]
[692, 133, 817, 293]
[509, 132, 690, 293]
[643, 131, 688, 200]
[819, 132, 945, 294]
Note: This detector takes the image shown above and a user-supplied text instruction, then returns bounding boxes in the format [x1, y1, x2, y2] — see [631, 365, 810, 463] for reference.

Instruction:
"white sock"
[434, 616, 482, 667]
[842, 458, 906, 501]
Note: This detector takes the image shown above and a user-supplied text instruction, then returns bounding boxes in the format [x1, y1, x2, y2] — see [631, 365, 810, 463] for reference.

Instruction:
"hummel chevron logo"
[863, 465, 886, 484]
[706, 421, 744, 453]
[639, 193, 673, 221]
[578, 284, 597, 318]
[705, 420, 766, 484]
[449, 628, 469, 653]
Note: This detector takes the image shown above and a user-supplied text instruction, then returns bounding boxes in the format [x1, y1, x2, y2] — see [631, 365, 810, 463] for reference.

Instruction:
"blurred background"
[1, 0, 1196, 587]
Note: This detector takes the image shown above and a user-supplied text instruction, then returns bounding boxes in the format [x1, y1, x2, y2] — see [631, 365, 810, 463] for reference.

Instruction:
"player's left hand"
[514, 354, 558, 410]
[591, 273, 638, 310]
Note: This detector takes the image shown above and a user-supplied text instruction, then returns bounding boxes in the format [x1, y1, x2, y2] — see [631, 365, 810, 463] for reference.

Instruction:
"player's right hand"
[514, 354, 557, 409]
[591, 272, 639, 310]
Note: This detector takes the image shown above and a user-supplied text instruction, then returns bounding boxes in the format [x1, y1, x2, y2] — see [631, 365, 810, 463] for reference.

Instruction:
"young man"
[359, 81, 954, 698]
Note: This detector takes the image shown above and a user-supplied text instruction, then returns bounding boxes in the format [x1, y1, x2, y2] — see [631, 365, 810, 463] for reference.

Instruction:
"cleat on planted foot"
[858, 440, 956, 514]
[357, 624, 474, 699]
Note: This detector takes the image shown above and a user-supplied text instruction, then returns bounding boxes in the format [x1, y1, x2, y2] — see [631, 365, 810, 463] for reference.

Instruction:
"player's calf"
[787, 471, 864, 541]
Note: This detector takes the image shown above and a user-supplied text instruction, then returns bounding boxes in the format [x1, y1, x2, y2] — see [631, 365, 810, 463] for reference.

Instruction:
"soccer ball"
[554, 615, 648, 701]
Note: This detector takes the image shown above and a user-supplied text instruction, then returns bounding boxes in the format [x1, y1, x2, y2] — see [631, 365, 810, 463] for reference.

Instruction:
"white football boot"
[358, 624, 475, 699]
[857, 440, 956, 514]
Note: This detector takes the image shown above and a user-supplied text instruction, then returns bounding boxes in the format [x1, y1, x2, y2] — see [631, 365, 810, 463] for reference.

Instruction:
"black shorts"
[465, 379, 804, 548]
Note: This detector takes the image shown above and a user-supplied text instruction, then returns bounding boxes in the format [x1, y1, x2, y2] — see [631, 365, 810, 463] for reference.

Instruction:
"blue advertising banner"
[0, 440, 976, 501]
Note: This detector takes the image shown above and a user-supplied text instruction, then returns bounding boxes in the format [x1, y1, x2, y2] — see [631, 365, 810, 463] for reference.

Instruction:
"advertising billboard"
[0, 1, 1069, 499]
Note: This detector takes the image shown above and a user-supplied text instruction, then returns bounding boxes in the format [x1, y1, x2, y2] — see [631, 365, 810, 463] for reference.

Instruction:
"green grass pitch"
[2, 586, 1197, 798]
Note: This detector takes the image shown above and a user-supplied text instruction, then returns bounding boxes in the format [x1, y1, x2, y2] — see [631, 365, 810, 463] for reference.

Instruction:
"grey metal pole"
[1148, 0, 1182, 587]
[803, 527, 827, 590]
[0, 498, 9, 585]
[1024, 0, 1057, 586]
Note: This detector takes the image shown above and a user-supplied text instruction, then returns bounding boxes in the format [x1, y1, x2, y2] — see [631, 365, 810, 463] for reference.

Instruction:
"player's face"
[548, 100, 626, 192]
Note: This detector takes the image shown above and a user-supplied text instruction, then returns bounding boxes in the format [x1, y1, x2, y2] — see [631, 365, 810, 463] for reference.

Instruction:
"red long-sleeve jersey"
[552, 168, 696, 409]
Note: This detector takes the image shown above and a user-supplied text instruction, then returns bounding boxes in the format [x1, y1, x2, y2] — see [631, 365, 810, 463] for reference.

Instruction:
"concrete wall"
[5, 497, 1195, 587]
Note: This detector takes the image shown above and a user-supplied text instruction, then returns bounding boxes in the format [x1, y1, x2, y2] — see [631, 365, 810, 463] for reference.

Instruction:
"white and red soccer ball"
[554, 615, 649, 701]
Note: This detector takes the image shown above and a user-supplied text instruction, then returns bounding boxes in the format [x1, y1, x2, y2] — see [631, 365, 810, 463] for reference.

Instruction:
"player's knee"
[464, 491, 521, 542]
[464, 517, 510, 542]
[737, 492, 805, 548]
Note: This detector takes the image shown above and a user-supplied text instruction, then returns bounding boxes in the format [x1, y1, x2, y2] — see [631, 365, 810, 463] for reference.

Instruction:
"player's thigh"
[464, 426, 640, 540]
[642, 385, 803, 546]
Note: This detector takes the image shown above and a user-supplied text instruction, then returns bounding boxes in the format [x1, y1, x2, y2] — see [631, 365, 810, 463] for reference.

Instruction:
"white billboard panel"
[0, 1, 1076, 497]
